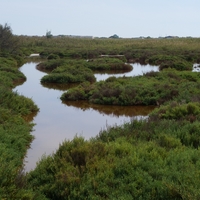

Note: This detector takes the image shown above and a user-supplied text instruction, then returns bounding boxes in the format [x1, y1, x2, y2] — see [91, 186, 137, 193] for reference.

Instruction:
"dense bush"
[0, 107, 38, 199]
[41, 63, 96, 83]
[61, 69, 200, 106]
[0, 113, 41, 199]
[38, 57, 132, 85]
[36, 59, 67, 71]
[86, 57, 132, 71]
[150, 102, 200, 121]
[27, 130, 200, 199]
[148, 55, 193, 71]
[0, 52, 41, 198]
[47, 53, 60, 60]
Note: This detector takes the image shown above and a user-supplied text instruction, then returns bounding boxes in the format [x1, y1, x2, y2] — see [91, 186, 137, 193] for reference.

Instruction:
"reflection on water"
[63, 100, 155, 117]
[93, 68, 132, 75]
[13, 62, 158, 172]
[41, 82, 79, 91]
[95, 63, 159, 81]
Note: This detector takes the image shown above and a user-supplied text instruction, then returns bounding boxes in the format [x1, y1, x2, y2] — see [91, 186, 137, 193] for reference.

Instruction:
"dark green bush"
[27, 134, 200, 199]
[37, 59, 66, 71]
[41, 63, 96, 84]
[47, 53, 60, 60]
[148, 55, 193, 71]
[61, 69, 200, 106]
[86, 57, 132, 71]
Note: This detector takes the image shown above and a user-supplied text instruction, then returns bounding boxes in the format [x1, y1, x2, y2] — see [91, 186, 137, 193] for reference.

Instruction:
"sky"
[1, 0, 200, 38]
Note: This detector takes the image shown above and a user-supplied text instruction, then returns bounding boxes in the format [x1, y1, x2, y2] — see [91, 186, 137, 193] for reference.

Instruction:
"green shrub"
[47, 53, 60, 60]
[41, 64, 96, 84]
[148, 55, 193, 71]
[150, 102, 200, 121]
[61, 69, 200, 106]
[86, 57, 132, 71]
[27, 134, 200, 199]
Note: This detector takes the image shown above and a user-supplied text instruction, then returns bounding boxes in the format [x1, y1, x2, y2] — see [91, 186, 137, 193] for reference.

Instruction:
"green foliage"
[37, 58, 66, 71]
[3, 34, 200, 199]
[18, 35, 200, 64]
[150, 102, 200, 121]
[0, 56, 18, 67]
[47, 53, 59, 60]
[0, 57, 26, 87]
[0, 55, 40, 198]
[148, 55, 193, 71]
[0, 87, 39, 116]
[86, 57, 132, 70]
[61, 84, 87, 100]
[27, 133, 200, 199]
[0, 106, 42, 199]
[0, 23, 20, 55]
[61, 69, 200, 106]
[41, 61, 96, 84]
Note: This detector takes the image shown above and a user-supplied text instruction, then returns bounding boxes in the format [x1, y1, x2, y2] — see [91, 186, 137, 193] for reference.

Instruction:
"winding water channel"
[14, 61, 158, 171]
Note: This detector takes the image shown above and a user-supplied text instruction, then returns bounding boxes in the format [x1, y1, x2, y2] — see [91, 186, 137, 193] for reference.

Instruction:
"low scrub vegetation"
[41, 63, 96, 84]
[86, 57, 132, 71]
[0, 72, 40, 199]
[27, 108, 200, 199]
[148, 55, 193, 71]
[2, 24, 200, 198]
[61, 69, 200, 106]
[38, 57, 132, 84]
[0, 26, 40, 197]
[18, 35, 200, 65]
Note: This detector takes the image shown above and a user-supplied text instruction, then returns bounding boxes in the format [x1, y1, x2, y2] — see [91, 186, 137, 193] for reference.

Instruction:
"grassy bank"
[0, 56, 43, 199]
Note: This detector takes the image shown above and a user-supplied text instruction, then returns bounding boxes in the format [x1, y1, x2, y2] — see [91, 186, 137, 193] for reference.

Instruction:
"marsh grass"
[0, 55, 40, 198]
[19, 36, 200, 63]
[37, 57, 132, 83]
[41, 63, 96, 83]
[3, 35, 200, 199]
[86, 57, 133, 71]
[61, 69, 200, 106]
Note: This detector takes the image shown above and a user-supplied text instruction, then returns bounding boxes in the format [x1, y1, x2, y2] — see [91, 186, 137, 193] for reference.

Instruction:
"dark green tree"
[46, 30, 53, 39]
[109, 34, 120, 39]
[0, 23, 19, 55]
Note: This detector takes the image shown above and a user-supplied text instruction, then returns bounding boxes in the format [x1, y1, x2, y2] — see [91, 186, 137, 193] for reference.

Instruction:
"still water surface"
[14, 62, 158, 171]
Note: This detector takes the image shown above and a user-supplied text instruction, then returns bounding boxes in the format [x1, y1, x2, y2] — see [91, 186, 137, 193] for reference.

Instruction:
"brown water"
[14, 62, 158, 171]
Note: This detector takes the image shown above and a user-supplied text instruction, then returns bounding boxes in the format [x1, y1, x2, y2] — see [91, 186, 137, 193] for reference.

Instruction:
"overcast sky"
[1, 0, 200, 38]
